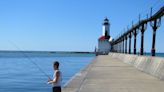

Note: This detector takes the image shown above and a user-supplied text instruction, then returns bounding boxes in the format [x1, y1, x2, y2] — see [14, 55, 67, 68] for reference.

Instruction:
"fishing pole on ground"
[8, 41, 51, 79]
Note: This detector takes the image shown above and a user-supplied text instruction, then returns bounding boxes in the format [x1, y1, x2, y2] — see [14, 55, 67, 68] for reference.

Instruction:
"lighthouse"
[97, 17, 112, 55]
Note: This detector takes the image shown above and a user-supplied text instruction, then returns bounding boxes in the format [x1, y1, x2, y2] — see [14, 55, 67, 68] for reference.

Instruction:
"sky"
[0, 0, 163, 52]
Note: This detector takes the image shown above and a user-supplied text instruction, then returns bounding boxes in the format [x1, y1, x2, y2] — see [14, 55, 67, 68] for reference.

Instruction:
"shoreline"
[0, 50, 95, 54]
[0, 50, 95, 57]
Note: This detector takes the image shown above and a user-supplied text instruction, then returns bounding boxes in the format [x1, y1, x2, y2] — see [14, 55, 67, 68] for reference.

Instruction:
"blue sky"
[0, 0, 163, 52]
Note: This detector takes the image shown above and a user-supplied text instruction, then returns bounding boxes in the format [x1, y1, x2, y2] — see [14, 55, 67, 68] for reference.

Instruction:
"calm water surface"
[0, 52, 95, 92]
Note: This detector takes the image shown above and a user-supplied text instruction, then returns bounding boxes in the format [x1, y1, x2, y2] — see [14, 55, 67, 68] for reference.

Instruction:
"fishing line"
[8, 41, 51, 79]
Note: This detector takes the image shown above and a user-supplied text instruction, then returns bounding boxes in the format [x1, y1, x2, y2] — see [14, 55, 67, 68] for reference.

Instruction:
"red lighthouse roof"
[98, 36, 106, 40]
[98, 35, 111, 40]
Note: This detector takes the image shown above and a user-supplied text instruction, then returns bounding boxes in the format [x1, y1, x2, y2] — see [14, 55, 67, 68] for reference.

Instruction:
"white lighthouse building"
[97, 18, 112, 55]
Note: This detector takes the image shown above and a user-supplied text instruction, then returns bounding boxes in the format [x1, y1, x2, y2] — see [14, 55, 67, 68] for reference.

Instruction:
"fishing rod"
[9, 41, 51, 79]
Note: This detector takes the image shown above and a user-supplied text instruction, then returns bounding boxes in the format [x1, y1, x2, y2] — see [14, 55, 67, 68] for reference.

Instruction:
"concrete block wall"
[108, 53, 164, 80]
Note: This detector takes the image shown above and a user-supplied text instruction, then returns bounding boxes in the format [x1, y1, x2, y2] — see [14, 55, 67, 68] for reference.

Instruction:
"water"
[145, 53, 164, 57]
[0, 51, 95, 92]
[135, 52, 164, 57]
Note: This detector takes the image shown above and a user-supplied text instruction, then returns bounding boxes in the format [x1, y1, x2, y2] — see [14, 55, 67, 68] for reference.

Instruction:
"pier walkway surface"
[63, 55, 164, 92]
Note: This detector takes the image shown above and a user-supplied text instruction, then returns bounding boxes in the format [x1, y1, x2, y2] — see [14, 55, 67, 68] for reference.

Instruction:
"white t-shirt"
[52, 70, 62, 87]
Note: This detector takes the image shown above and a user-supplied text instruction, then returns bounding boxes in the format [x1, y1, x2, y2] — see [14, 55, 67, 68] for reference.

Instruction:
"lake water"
[135, 52, 164, 57]
[145, 53, 164, 57]
[0, 51, 95, 92]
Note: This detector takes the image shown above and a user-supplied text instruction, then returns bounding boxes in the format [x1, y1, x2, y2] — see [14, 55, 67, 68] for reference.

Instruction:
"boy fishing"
[48, 61, 62, 92]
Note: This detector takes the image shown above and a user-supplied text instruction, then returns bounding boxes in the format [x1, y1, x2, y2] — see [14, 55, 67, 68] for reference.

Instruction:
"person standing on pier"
[48, 61, 62, 92]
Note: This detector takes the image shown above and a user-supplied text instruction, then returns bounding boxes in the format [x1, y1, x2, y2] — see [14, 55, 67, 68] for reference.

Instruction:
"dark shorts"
[53, 86, 61, 92]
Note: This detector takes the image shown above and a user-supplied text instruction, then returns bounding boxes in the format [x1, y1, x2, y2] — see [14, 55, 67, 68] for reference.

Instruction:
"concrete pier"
[63, 54, 164, 92]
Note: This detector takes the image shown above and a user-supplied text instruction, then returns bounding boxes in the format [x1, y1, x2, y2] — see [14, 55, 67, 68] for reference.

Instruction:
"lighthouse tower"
[97, 17, 112, 55]
[102, 18, 110, 39]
